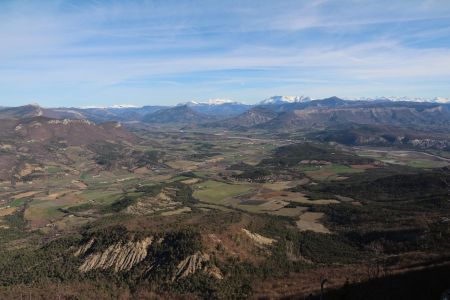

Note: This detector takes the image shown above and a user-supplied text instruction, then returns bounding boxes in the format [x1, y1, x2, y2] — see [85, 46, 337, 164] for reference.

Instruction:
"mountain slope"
[258, 97, 358, 113]
[309, 124, 450, 150]
[0, 116, 136, 145]
[206, 107, 278, 129]
[0, 104, 167, 123]
[0, 116, 138, 181]
[0, 104, 103, 120]
[142, 105, 214, 124]
[259, 95, 311, 105]
[181, 101, 250, 118]
[260, 106, 450, 130]
[78, 106, 166, 123]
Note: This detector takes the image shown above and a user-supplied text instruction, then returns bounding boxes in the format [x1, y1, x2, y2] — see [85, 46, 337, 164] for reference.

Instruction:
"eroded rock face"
[74, 238, 95, 257]
[76, 237, 153, 273]
[172, 252, 223, 281]
[242, 229, 276, 246]
[75, 236, 223, 281]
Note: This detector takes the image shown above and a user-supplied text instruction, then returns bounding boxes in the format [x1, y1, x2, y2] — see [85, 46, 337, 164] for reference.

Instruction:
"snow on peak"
[430, 97, 450, 104]
[110, 104, 138, 108]
[205, 98, 236, 105]
[80, 104, 139, 109]
[259, 95, 311, 105]
[178, 99, 240, 106]
[350, 96, 450, 103]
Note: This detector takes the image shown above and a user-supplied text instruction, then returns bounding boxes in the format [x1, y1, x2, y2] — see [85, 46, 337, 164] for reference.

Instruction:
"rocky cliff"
[75, 236, 223, 281]
[172, 252, 223, 281]
[75, 237, 153, 272]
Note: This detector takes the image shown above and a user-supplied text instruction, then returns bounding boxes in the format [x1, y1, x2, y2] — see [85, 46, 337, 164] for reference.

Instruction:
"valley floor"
[0, 128, 449, 299]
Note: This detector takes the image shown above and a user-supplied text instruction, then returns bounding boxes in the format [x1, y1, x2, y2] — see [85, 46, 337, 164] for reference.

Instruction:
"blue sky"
[1, 0, 450, 107]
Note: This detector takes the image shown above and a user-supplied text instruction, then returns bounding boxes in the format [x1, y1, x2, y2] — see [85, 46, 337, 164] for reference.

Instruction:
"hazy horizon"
[4, 94, 450, 109]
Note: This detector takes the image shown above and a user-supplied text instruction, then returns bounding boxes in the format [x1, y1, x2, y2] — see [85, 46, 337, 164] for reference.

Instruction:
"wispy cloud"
[0, 0, 449, 106]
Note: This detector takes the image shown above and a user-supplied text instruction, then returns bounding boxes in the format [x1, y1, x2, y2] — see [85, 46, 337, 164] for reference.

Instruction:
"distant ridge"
[1, 95, 449, 128]
[259, 95, 311, 105]
[347, 96, 450, 103]
[142, 105, 215, 124]
[178, 99, 241, 106]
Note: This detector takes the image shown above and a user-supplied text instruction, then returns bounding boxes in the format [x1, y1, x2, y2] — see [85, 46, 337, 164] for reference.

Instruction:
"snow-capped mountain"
[110, 104, 139, 108]
[179, 99, 241, 106]
[81, 104, 139, 109]
[176, 99, 249, 117]
[431, 97, 450, 103]
[351, 96, 450, 104]
[392, 96, 450, 104]
[259, 96, 311, 105]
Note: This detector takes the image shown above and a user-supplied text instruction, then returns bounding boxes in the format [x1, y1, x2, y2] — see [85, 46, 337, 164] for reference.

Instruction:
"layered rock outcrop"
[75, 237, 153, 272]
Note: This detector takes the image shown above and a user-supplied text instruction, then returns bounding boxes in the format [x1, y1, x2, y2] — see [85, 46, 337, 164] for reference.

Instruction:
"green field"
[80, 190, 122, 204]
[405, 159, 449, 168]
[304, 164, 365, 181]
[9, 198, 28, 207]
[193, 180, 253, 205]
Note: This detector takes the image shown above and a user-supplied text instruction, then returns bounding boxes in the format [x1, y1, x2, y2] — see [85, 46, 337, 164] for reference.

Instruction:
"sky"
[1, 0, 450, 107]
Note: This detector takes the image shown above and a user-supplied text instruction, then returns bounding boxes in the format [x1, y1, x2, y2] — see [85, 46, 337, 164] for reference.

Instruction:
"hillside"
[75, 106, 166, 123]
[182, 101, 250, 117]
[258, 102, 450, 131]
[0, 116, 138, 181]
[0, 116, 136, 145]
[0, 104, 87, 120]
[142, 105, 215, 124]
[0, 104, 168, 124]
[207, 107, 278, 129]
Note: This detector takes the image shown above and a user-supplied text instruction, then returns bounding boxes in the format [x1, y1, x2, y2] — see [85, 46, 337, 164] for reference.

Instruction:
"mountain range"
[1, 96, 450, 132]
